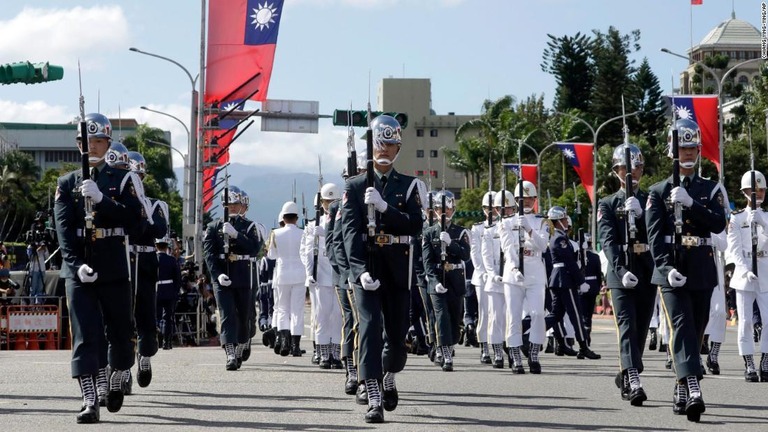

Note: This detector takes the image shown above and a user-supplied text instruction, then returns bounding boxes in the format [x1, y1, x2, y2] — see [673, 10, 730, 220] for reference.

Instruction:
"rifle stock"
[625, 146, 636, 273]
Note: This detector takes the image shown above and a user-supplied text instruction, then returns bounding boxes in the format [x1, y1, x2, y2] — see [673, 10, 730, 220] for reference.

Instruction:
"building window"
[430, 149, 438, 158]
[416, 129, 424, 137]
[44, 150, 80, 163]
[430, 129, 438, 137]
[415, 170, 425, 176]
[416, 149, 424, 158]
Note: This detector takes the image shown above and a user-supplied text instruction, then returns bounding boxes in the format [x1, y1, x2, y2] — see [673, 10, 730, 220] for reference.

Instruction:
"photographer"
[0, 268, 19, 306]
[26, 214, 52, 305]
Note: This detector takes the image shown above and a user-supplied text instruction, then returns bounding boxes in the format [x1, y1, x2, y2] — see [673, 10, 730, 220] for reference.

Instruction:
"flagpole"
[194, 0, 207, 276]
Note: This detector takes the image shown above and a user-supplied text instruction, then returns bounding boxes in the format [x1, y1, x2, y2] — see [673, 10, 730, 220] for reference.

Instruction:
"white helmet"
[281, 201, 299, 217]
[481, 191, 496, 208]
[513, 181, 537, 198]
[740, 170, 766, 191]
[493, 190, 516, 208]
[321, 183, 340, 200]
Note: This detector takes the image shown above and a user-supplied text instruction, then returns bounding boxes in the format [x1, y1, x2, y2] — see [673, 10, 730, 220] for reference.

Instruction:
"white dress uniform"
[704, 230, 728, 346]
[470, 221, 492, 347]
[726, 207, 768, 356]
[482, 220, 506, 348]
[267, 223, 306, 336]
[300, 214, 342, 347]
[499, 214, 550, 348]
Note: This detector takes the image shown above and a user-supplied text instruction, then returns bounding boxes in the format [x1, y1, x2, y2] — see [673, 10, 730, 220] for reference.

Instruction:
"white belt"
[363, 234, 412, 246]
[664, 235, 712, 247]
[156, 279, 174, 285]
[76, 227, 125, 238]
[218, 253, 251, 261]
[553, 263, 565, 268]
[585, 276, 598, 281]
[743, 251, 768, 258]
[437, 263, 465, 271]
[132, 245, 156, 253]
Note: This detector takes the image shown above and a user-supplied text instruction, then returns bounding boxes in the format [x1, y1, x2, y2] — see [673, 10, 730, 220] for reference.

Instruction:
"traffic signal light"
[0, 61, 64, 85]
[332, 110, 408, 128]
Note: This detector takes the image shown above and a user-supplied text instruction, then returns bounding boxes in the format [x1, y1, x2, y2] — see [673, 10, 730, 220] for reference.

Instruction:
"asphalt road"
[1, 317, 767, 431]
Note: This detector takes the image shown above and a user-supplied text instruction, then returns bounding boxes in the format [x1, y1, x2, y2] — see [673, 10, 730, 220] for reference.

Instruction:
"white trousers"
[705, 283, 727, 343]
[474, 283, 489, 343]
[649, 290, 661, 328]
[308, 285, 319, 343]
[487, 291, 506, 344]
[505, 283, 545, 346]
[314, 285, 342, 344]
[735, 289, 768, 355]
[276, 283, 306, 336]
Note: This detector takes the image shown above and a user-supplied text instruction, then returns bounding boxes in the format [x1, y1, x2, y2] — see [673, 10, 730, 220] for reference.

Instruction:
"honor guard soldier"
[155, 237, 181, 350]
[726, 170, 768, 382]
[546, 206, 601, 360]
[470, 191, 495, 364]
[578, 235, 602, 345]
[646, 118, 726, 421]
[125, 150, 168, 390]
[341, 114, 423, 423]
[408, 179, 431, 356]
[598, 143, 655, 405]
[422, 190, 471, 371]
[54, 113, 144, 423]
[500, 180, 550, 374]
[203, 185, 263, 370]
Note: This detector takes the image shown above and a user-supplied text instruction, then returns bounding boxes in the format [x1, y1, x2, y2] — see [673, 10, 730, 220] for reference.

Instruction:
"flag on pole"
[555, 142, 595, 204]
[691, 0, 702, 5]
[502, 163, 538, 187]
[663, 95, 720, 173]
[201, 98, 243, 212]
[205, 0, 285, 103]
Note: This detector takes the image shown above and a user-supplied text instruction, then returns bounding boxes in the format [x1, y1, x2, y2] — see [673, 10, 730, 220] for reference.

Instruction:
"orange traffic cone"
[27, 334, 40, 350]
[44, 332, 57, 350]
[14, 334, 27, 350]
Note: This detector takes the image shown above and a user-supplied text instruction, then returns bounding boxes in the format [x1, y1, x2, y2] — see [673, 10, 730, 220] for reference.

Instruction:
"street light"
[660, 47, 764, 185]
[130, 47, 200, 257]
[142, 107, 190, 180]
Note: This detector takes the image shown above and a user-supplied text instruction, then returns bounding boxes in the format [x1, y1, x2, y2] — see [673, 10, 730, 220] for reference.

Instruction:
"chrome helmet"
[126, 151, 146, 176]
[547, 206, 567, 221]
[106, 142, 130, 170]
[611, 143, 644, 170]
[222, 185, 246, 206]
[434, 190, 456, 209]
[77, 113, 112, 140]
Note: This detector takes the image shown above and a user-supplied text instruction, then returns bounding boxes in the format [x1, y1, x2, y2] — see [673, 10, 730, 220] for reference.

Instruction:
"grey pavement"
[1, 317, 767, 431]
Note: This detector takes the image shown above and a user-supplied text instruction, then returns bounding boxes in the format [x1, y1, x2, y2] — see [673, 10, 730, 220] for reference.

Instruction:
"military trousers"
[335, 286, 357, 359]
[131, 252, 158, 357]
[611, 285, 657, 373]
[314, 285, 342, 344]
[474, 283, 489, 343]
[213, 283, 250, 346]
[430, 292, 463, 347]
[660, 284, 713, 380]
[547, 287, 587, 343]
[417, 284, 436, 344]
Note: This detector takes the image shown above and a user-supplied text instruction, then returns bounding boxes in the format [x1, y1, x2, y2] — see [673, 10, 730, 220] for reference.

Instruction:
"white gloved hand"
[492, 274, 503, 284]
[360, 272, 381, 291]
[481, 272, 489, 283]
[80, 179, 103, 204]
[217, 274, 232, 287]
[579, 282, 590, 293]
[746, 271, 759, 283]
[364, 187, 388, 213]
[435, 283, 448, 294]
[624, 196, 643, 216]
[439, 231, 452, 245]
[222, 222, 238, 239]
[313, 224, 325, 237]
[581, 241, 589, 250]
[77, 264, 98, 283]
[751, 209, 768, 229]
[670, 187, 693, 208]
[518, 215, 532, 232]
[621, 271, 639, 288]
[305, 275, 317, 287]
[511, 268, 525, 284]
[667, 268, 687, 287]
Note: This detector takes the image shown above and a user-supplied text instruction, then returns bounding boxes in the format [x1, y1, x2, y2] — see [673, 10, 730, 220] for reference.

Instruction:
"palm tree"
[0, 151, 39, 240]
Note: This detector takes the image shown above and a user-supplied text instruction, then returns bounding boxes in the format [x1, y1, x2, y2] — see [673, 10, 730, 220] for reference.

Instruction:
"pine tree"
[633, 58, 666, 148]
[541, 32, 594, 114]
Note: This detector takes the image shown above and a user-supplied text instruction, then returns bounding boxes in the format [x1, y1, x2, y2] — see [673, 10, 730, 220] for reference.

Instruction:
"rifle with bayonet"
[671, 103, 682, 268]
[77, 61, 93, 264]
[346, 105, 357, 178]
[427, 152, 435, 226]
[517, 145, 525, 276]
[622, 97, 637, 274]
[749, 124, 758, 276]
[312, 156, 323, 282]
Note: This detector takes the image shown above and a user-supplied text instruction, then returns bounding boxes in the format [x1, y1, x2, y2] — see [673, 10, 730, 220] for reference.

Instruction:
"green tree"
[541, 32, 594, 113]
[0, 150, 40, 241]
[633, 58, 667, 148]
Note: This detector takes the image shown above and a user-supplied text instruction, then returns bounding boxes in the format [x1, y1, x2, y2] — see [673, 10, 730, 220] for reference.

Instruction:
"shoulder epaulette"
[732, 208, 745, 215]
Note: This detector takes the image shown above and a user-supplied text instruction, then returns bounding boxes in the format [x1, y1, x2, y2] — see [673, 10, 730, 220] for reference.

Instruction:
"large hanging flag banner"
[663, 95, 720, 173]
[555, 142, 595, 204]
[202, 99, 242, 212]
[205, 0, 284, 103]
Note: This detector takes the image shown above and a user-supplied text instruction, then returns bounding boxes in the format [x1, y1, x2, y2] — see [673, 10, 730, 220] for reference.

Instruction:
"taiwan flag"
[205, 0, 284, 104]
[502, 163, 538, 187]
[201, 99, 242, 212]
[556, 142, 595, 204]
[664, 95, 720, 173]
[691, 0, 702, 5]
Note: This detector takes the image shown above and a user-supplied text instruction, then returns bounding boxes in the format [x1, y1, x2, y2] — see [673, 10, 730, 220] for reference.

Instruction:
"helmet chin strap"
[89, 156, 104, 164]
[743, 192, 764, 207]
[523, 207, 533, 214]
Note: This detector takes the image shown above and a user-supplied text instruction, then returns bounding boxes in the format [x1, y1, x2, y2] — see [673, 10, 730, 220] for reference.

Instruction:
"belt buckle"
[374, 234, 391, 246]
[94, 229, 104, 239]
[681, 236, 698, 247]
[443, 263, 453, 271]
[632, 244, 646, 253]
[228, 254, 237, 262]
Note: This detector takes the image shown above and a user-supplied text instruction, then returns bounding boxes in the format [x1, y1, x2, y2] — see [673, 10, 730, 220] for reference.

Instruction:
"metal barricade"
[0, 303, 60, 350]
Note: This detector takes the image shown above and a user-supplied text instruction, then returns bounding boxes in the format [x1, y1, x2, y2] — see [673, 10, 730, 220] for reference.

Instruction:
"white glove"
[80, 179, 103, 204]
[481, 272, 489, 283]
[517, 215, 532, 232]
[581, 242, 589, 250]
[751, 209, 768, 229]
[222, 222, 238, 239]
[217, 274, 232, 287]
[305, 275, 317, 287]
[746, 271, 758, 283]
[492, 274, 503, 284]
[364, 187, 388, 213]
[579, 282, 590, 293]
[360, 272, 381, 291]
[439, 231, 452, 245]
[667, 268, 687, 287]
[670, 187, 693, 208]
[511, 268, 525, 284]
[313, 224, 325, 237]
[624, 196, 643, 216]
[77, 264, 98, 283]
[435, 283, 448, 294]
[621, 271, 639, 288]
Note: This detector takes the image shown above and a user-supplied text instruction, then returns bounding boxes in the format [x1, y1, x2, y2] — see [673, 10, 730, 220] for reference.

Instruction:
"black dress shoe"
[665, 358, 673, 369]
[382, 387, 398, 411]
[480, 354, 492, 364]
[355, 384, 368, 405]
[242, 345, 251, 362]
[555, 344, 577, 357]
[493, 358, 504, 369]
[123, 371, 133, 395]
[512, 365, 525, 374]
[77, 403, 99, 424]
[745, 370, 759, 382]
[345, 378, 358, 395]
[442, 361, 454, 372]
[629, 387, 647, 406]
[576, 347, 600, 359]
[616, 372, 630, 401]
[544, 337, 554, 354]
[648, 330, 657, 351]
[236, 357, 243, 369]
[685, 396, 705, 422]
[659, 343, 667, 353]
[226, 358, 238, 371]
[98, 394, 106, 407]
[106, 371, 125, 413]
[331, 358, 344, 369]
[706, 355, 720, 375]
[528, 359, 541, 374]
[364, 405, 384, 423]
[672, 385, 686, 415]
[137, 355, 152, 388]
[319, 358, 331, 369]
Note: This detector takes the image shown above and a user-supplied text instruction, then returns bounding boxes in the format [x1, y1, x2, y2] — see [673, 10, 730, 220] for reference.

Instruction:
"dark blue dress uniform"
[328, 200, 355, 360]
[341, 169, 422, 384]
[156, 250, 181, 348]
[257, 256, 276, 331]
[422, 221, 470, 351]
[416, 218, 436, 351]
[598, 189, 656, 381]
[203, 216, 263, 350]
[646, 175, 726, 381]
[547, 228, 589, 346]
[54, 164, 143, 378]
[579, 249, 603, 339]
[130, 198, 168, 358]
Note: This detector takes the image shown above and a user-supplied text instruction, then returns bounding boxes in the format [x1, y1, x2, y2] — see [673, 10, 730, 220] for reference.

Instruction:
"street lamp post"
[129, 47, 199, 258]
[661, 48, 764, 185]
